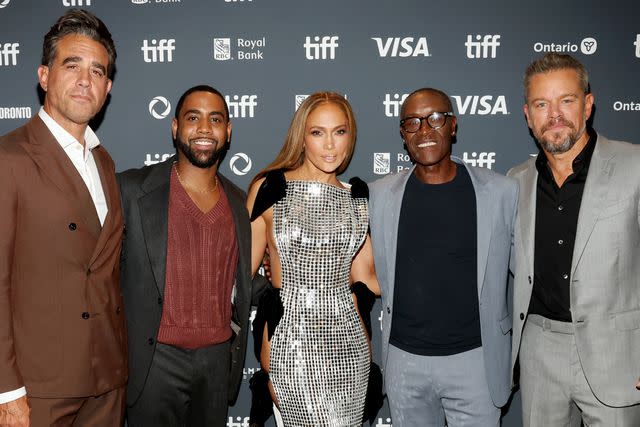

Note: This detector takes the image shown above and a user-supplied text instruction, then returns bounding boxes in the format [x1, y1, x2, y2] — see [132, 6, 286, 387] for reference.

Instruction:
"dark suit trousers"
[29, 386, 125, 427]
[127, 340, 231, 427]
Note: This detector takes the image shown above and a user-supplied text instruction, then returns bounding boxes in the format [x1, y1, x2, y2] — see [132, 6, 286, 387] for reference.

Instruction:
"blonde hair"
[250, 92, 357, 186]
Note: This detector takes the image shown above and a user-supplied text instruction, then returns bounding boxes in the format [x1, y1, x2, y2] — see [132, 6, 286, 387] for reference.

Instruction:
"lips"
[191, 138, 216, 146]
[321, 155, 337, 162]
[417, 141, 437, 148]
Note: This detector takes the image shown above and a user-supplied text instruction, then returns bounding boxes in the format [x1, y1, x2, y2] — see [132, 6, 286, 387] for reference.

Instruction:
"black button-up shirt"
[529, 130, 596, 322]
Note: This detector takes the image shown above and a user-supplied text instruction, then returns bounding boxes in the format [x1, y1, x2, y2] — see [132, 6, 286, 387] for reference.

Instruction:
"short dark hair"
[174, 85, 230, 120]
[400, 87, 453, 118]
[42, 9, 117, 79]
[524, 53, 589, 102]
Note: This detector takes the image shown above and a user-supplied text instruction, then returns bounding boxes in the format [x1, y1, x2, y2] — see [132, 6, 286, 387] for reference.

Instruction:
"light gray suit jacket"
[369, 157, 518, 407]
[509, 134, 640, 407]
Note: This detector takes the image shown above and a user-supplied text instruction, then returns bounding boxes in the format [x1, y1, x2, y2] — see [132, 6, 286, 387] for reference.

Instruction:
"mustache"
[541, 117, 574, 133]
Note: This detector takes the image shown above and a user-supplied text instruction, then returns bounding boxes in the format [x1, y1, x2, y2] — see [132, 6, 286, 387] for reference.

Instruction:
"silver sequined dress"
[270, 180, 370, 427]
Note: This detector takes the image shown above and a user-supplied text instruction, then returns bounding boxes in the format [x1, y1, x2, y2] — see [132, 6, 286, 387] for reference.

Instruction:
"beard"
[535, 117, 585, 155]
[175, 135, 227, 169]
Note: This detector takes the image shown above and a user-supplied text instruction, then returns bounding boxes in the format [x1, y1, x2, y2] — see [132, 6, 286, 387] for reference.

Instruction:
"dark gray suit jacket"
[117, 159, 254, 406]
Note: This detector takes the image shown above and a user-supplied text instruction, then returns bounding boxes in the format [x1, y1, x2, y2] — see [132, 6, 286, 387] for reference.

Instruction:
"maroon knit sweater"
[157, 168, 238, 349]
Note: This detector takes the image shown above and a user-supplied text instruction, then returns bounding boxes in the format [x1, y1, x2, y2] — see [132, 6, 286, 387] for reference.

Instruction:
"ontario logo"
[533, 37, 597, 55]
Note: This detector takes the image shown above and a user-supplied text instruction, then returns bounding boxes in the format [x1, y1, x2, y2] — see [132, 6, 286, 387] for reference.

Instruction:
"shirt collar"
[38, 107, 101, 151]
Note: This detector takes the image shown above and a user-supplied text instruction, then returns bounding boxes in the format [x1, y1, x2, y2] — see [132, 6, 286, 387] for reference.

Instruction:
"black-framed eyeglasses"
[400, 112, 455, 133]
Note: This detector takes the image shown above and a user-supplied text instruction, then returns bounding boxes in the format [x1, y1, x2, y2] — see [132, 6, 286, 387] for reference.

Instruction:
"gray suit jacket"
[369, 157, 518, 407]
[509, 134, 640, 407]
[117, 159, 254, 406]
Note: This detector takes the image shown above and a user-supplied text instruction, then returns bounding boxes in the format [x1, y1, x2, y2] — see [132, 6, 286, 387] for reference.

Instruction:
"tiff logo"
[225, 95, 257, 118]
[0, 42, 19, 66]
[383, 93, 409, 117]
[462, 152, 496, 169]
[141, 39, 175, 62]
[635, 34, 640, 58]
[465, 35, 501, 58]
[372, 37, 430, 57]
[62, 0, 91, 5]
[304, 36, 338, 60]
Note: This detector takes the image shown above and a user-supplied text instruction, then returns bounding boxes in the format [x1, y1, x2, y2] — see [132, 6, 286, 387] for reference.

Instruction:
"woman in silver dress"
[247, 92, 379, 426]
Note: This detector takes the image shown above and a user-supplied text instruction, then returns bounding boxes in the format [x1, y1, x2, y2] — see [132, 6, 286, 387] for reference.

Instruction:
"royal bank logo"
[0, 106, 32, 120]
[148, 96, 171, 119]
[465, 35, 501, 58]
[295, 94, 309, 111]
[227, 417, 250, 427]
[0, 42, 19, 66]
[533, 37, 597, 55]
[0, 0, 11, 8]
[229, 152, 252, 176]
[373, 153, 391, 175]
[371, 37, 430, 57]
[462, 152, 496, 169]
[634, 34, 640, 58]
[375, 418, 393, 427]
[62, 0, 91, 6]
[141, 39, 175, 62]
[131, 0, 148, 3]
[383, 93, 409, 117]
[213, 37, 266, 61]
[613, 100, 640, 111]
[304, 35, 339, 60]
[144, 153, 173, 166]
[452, 95, 508, 115]
[225, 95, 258, 118]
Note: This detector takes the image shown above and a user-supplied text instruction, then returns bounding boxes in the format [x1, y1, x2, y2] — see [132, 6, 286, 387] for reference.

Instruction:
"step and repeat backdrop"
[1, 0, 639, 426]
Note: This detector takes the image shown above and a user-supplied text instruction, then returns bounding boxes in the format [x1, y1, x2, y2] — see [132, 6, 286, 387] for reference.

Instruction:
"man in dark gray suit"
[510, 53, 640, 426]
[369, 88, 517, 426]
[118, 85, 257, 427]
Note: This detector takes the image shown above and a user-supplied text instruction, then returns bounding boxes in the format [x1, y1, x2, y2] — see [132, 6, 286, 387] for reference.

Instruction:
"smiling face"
[38, 34, 112, 135]
[524, 68, 594, 155]
[400, 90, 457, 168]
[301, 102, 352, 176]
[172, 91, 231, 169]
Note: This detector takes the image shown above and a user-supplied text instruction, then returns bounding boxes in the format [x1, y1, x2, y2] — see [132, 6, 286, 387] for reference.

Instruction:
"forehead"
[527, 68, 582, 98]
[55, 34, 109, 63]
[180, 91, 226, 113]
[402, 91, 450, 116]
[306, 102, 347, 124]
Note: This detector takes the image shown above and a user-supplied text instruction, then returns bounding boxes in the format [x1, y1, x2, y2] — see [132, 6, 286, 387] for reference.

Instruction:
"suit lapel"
[518, 160, 538, 272]
[456, 158, 491, 299]
[571, 136, 614, 275]
[385, 167, 413, 299]
[21, 117, 101, 238]
[139, 161, 172, 297]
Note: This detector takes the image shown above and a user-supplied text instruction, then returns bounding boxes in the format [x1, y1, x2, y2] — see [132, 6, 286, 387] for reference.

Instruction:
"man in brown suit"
[0, 10, 126, 427]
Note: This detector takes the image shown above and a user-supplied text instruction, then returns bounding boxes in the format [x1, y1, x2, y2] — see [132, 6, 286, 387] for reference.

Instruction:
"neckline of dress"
[285, 179, 350, 192]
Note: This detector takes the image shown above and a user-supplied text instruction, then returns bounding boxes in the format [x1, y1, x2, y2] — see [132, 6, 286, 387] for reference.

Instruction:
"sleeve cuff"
[0, 387, 26, 404]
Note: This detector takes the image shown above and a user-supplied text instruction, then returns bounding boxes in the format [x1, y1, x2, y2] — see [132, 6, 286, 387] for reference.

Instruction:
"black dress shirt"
[529, 130, 596, 322]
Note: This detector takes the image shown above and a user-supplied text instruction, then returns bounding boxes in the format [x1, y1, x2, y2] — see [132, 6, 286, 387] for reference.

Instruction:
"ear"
[523, 103, 532, 128]
[584, 93, 594, 121]
[105, 78, 112, 95]
[37, 65, 49, 92]
[226, 120, 232, 144]
[171, 117, 178, 140]
[450, 116, 457, 136]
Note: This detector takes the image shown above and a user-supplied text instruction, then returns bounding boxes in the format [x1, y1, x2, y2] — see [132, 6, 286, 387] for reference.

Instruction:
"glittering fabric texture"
[270, 180, 370, 426]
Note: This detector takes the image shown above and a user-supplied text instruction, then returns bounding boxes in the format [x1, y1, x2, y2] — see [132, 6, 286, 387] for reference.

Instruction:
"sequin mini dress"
[269, 179, 370, 426]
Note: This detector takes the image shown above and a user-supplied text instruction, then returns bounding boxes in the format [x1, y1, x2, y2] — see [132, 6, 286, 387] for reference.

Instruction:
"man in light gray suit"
[369, 88, 518, 426]
[509, 52, 640, 426]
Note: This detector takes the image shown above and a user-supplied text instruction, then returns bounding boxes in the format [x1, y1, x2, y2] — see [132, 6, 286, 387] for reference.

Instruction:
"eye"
[66, 63, 78, 70]
[211, 116, 222, 123]
[91, 69, 105, 78]
[534, 101, 546, 109]
[335, 129, 347, 135]
[561, 98, 574, 104]
[187, 115, 198, 121]
[310, 130, 322, 136]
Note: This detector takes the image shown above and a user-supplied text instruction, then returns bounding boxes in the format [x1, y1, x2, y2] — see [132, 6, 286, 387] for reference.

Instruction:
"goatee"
[175, 136, 227, 169]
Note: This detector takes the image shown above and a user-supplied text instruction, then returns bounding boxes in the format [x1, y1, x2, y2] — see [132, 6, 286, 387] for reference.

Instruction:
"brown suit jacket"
[0, 116, 127, 398]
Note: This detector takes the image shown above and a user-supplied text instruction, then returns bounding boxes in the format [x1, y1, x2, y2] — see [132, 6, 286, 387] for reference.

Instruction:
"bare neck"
[414, 158, 457, 184]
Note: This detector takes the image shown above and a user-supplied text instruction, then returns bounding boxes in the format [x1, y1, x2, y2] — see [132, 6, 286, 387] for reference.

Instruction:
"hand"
[0, 395, 30, 427]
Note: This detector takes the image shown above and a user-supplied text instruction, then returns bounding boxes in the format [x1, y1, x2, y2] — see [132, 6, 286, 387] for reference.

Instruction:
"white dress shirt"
[0, 108, 109, 404]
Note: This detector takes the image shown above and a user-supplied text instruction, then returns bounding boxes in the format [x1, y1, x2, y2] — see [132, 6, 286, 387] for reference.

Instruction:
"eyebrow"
[182, 109, 226, 117]
[61, 56, 107, 74]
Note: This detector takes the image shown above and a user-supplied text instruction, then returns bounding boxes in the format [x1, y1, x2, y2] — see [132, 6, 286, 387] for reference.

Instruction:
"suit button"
[147, 338, 155, 345]
[157, 297, 163, 305]
[68, 223, 77, 231]
[116, 306, 121, 314]
[82, 312, 90, 320]
[528, 276, 532, 284]
[386, 307, 391, 314]
[520, 313, 524, 320]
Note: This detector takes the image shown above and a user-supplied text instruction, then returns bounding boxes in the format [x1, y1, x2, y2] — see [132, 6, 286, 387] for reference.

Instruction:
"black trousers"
[127, 340, 231, 427]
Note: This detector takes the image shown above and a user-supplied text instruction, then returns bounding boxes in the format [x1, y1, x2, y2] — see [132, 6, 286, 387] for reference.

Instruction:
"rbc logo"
[148, 96, 171, 119]
[229, 153, 252, 176]
[62, 0, 91, 5]
[371, 37, 430, 57]
[452, 95, 508, 115]
[462, 152, 496, 169]
[465, 35, 501, 58]
[213, 38, 231, 60]
[141, 39, 175, 62]
[304, 36, 339, 60]
[225, 95, 257, 118]
[383, 93, 409, 117]
[0, 43, 19, 66]
[295, 94, 309, 111]
[373, 153, 391, 175]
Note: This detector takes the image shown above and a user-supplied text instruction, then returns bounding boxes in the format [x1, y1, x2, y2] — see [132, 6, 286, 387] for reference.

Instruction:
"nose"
[548, 101, 563, 120]
[197, 119, 213, 134]
[76, 67, 91, 88]
[324, 135, 335, 150]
